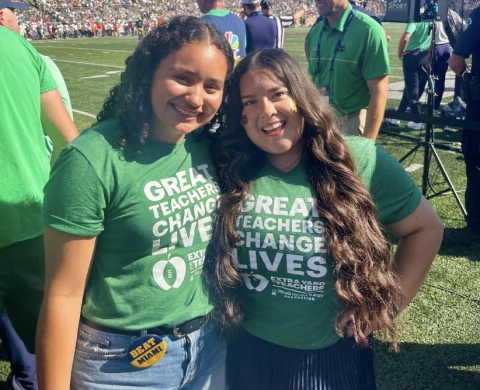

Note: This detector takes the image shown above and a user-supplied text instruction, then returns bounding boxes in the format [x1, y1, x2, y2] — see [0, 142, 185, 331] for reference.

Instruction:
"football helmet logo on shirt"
[152, 255, 186, 290]
[239, 272, 269, 292]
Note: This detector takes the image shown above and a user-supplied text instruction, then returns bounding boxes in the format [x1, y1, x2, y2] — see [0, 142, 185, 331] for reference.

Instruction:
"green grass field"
[0, 24, 479, 390]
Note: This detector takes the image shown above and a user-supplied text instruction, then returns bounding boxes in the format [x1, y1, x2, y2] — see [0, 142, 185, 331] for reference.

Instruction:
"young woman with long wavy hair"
[36, 17, 233, 389]
[205, 49, 443, 390]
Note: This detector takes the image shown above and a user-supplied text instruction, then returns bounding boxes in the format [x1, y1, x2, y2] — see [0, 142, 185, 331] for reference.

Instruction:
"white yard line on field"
[73, 109, 97, 118]
[38, 45, 131, 53]
[80, 75, 109, 79]
[52, 59, 124, 68]
[405, 164, 424, 173]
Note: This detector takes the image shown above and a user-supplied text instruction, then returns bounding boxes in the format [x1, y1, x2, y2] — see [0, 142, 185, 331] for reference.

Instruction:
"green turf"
[1, 24, 479, 390]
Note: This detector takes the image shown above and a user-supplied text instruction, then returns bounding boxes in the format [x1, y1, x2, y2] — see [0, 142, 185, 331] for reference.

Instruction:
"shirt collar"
[323, 3, 353, 32]
[248, 11, 263, 17]
[204, 9, 230, 17]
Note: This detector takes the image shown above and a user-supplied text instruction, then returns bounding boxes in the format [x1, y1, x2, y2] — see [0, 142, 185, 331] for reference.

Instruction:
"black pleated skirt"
[226, 329, 376, 390]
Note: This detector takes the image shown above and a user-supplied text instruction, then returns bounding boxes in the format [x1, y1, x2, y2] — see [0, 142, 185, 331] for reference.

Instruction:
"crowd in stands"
[14, 0, 480, 40]
[12, 0, 326, 40]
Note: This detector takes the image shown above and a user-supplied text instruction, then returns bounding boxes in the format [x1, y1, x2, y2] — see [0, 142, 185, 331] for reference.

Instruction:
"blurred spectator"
[242, 0, 276, 54]
[199, 0, 246, 66]
[260, 0, 306, 49]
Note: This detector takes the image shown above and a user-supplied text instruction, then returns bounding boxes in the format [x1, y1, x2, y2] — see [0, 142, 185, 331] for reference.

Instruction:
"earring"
[240, 114, 248, 126]
[290, 100, 298, 112]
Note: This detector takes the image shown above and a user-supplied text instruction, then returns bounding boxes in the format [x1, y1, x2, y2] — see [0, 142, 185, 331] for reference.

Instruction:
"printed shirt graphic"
[43, 119, 219, 330]
[236, 137, 422, 350]
[202, 10, 246, 66]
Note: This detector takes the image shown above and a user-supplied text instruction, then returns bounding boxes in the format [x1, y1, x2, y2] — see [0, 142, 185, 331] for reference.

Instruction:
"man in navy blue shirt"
[446, 6, 480, 243]
[198, 0, 246, 66]
[242, 0, 276, 54]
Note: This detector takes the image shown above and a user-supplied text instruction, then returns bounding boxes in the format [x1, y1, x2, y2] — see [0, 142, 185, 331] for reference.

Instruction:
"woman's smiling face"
[239, 68, 304, 160]
[150, 42, 228, 144]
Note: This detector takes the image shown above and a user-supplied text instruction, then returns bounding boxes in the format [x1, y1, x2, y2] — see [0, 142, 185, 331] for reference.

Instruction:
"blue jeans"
[71, 319, 227, 389]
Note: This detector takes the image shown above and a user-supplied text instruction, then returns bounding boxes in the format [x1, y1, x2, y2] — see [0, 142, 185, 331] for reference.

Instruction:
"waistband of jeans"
[80, 313, 211, 339]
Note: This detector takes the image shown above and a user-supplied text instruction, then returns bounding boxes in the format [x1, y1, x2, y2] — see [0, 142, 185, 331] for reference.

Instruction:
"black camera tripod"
[392, 21, 467, 217]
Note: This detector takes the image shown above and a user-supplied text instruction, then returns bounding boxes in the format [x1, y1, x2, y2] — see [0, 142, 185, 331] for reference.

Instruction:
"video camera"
[384, 0, 447, 23]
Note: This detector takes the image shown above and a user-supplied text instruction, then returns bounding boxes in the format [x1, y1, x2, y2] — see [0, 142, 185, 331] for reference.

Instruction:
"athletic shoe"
[386, 118, 401, 126]
[394, 106, 411, 112]
[444, 227, 480, 244]
[407, 121, 424, 130]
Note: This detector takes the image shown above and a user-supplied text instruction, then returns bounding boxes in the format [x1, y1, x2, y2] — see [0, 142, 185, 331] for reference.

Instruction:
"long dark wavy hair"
[205, 49, 402, 350]
[97, 16, 234, 152]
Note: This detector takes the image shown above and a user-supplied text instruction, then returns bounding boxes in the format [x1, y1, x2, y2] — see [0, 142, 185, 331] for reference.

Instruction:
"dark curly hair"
[97, 16, 234, 152]
[205, 49, 402, 350]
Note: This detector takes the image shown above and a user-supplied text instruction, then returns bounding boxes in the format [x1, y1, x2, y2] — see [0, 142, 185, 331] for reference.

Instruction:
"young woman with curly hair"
[205, 49, 443, 390]
[36, 16, 233, 389]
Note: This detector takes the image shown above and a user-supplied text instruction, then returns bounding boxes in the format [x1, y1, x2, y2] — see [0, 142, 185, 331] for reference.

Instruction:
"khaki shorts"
[338, 109, 367, 136]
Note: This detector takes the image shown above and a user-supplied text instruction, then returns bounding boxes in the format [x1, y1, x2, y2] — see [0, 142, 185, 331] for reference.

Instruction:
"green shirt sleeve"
[41, 55, 73, 119]
[405, 23, 417, 34]
[369, 145, 422, 225]
[29, 44, 57, 94]
[43, 146, 106, 237]
[361, 22, 391, 82]
[347, 137, 421, 226]
[306, 23, 322, 81]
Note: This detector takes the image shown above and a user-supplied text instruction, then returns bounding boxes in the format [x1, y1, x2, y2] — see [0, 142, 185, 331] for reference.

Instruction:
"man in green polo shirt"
[306, 0, 390, 140]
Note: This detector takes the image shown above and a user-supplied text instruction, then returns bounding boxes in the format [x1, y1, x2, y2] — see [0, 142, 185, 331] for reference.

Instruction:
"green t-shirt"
[41, 54, 73, 157]
[0, 26, 57, 248]
[405, 22, 433, 52]
[306, 4, 390, 115]
[43, 119, 219, 329]
[41, 55, 73, 119]
[235, 137, 421, 350]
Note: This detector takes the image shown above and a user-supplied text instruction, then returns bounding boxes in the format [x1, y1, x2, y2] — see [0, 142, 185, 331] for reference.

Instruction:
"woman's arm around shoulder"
[36, 227, 97, 390]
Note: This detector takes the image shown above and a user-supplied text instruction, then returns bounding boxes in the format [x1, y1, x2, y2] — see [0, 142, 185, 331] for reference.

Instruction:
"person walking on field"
[260, 0, 307, 49]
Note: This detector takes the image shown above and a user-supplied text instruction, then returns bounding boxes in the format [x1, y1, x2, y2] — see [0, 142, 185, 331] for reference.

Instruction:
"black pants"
[399, 51, 429, 116]
[0, 235, 45, 353]
[227, 329, 376, 390]
[463, 101, 480, 232]
[434, 43, 452, 110]
[0, 311, 37, 388]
